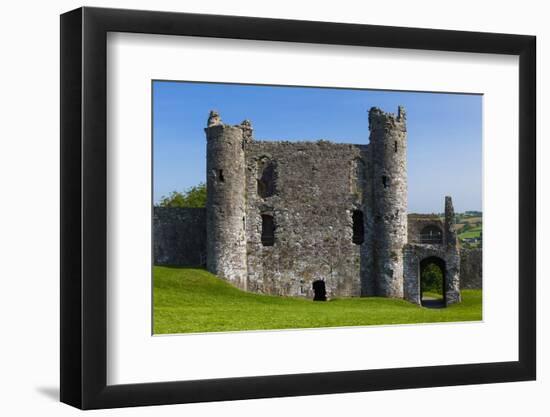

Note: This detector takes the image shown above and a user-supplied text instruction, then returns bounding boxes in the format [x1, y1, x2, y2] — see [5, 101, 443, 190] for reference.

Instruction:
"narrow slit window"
[382, 175, 388, 188]
[394, 141, 398, 153]
[218, 169, 225, 182]
[261, 214, 275, 246]
[352, 210, 364, 244]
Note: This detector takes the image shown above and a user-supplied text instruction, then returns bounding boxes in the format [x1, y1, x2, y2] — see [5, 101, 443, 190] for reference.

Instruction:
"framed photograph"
[60, 6, 536, 409]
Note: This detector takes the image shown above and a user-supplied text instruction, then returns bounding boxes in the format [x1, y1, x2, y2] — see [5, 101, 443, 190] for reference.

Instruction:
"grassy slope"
[153, 267, 482, 334]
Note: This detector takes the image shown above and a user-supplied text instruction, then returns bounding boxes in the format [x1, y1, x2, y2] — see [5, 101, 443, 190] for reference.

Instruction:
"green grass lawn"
[422, 291, 444, 299]
[153, 266, 482, 334]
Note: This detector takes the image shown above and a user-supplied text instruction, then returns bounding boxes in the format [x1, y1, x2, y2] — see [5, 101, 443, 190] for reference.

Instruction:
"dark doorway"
[420, 256, 446, 308]
[312, 280, 327, 301]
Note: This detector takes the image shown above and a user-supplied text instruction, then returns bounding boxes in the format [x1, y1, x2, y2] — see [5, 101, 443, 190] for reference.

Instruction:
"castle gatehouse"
[154, 106, 464, 306]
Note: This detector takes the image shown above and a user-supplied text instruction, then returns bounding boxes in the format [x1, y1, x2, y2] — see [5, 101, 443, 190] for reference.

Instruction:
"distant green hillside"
[153, 267, 482, 334]
[456, 212, 482, 248]
[459, 225, 482, 239]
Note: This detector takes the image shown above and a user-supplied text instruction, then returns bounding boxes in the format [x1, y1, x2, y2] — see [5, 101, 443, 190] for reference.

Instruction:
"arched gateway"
[419, 256, 446, 308]
[402, 197, 461, 307]
[403, 247, 461, 307]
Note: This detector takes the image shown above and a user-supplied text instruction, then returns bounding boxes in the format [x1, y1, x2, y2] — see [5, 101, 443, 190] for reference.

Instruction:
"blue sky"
[153, 81, 482, 213]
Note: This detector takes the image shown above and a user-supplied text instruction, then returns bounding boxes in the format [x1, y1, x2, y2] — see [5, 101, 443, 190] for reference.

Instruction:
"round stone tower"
[204, 111, 249, 290]
[369, 106, 408, 298]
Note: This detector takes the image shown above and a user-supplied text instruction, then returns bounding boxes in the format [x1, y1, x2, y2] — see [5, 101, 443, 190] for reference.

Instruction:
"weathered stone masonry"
[368, 107, 408, 298]
[244, 140, 366, 297]
[403, 197, 461, 305]
[153, 106, 482, 305]
[153, 207, 206, 266]
[205, 113, 249, 290]
[460, 248, 482, 289]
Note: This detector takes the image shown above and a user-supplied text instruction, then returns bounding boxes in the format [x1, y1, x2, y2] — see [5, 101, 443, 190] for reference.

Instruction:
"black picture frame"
[60, 6, 536, 410]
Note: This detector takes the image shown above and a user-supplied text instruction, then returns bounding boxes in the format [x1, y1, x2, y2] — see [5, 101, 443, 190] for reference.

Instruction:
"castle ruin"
[154, 106, 466, 306]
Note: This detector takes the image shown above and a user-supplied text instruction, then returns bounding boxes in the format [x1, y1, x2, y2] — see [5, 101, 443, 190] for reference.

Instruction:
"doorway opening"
[312, 280, 327, 301]
[420, 256, 446, 308]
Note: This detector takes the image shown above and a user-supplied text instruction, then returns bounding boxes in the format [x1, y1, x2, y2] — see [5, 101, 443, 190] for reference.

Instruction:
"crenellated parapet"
[368, 105, 407, 132]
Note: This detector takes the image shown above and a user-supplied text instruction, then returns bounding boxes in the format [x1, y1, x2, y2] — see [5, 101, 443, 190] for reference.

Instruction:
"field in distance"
[454, 212, 482, 248]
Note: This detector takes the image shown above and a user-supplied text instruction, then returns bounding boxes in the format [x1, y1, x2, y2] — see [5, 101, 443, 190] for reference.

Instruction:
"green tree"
[158, 183, 207, 208]
[421, 263, 443, 295]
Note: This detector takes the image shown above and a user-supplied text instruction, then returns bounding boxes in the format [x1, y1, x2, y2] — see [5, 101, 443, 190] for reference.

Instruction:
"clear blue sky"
[153, 81, 482, 213]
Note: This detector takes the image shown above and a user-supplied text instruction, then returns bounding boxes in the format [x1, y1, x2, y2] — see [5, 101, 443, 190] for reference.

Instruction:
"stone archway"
[419, 256, 446, 308]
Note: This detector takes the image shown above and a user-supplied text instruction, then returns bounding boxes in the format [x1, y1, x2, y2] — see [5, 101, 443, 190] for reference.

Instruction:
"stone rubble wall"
[460, 248, 482, 289]
[407, 214, 444, 244]
[153, 207, 206, 266]
[244, 140, 369, 298]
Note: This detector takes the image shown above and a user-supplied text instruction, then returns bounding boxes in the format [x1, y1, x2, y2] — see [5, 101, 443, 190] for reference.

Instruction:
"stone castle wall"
[407, 214, 444, 244]
[243, 140, 369, 298]
[153, 207, 206, 266]
[460, 248, 482, 289]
